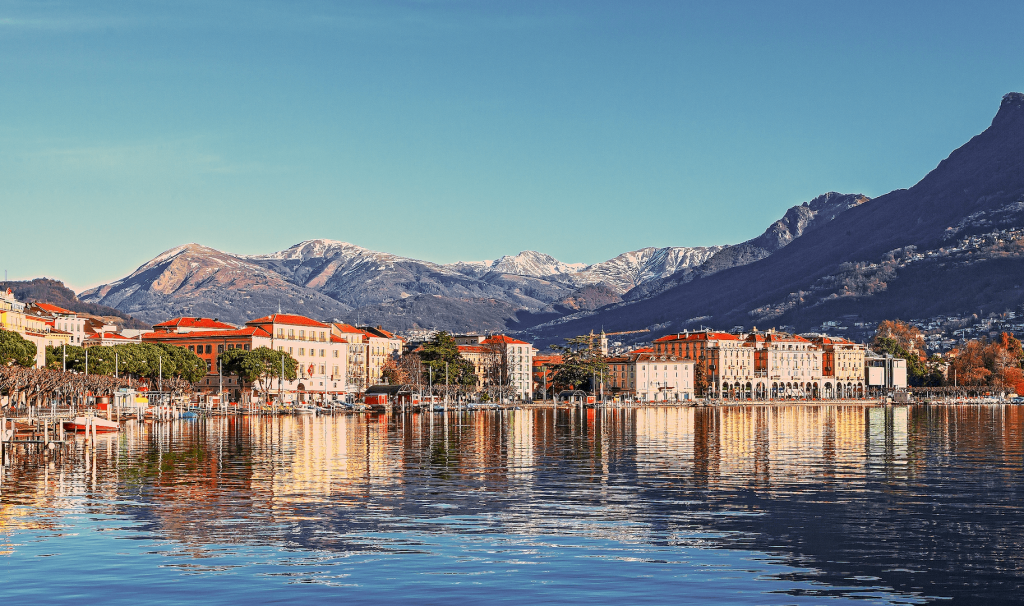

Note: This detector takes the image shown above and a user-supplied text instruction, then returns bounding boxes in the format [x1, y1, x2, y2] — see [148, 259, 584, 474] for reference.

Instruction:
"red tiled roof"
[330, 335, 346, 343]
[142, 327, 272, 341]
[482, 335, 529, 345]
[247, 314, 328, 328]
[458, 345, 490, 354]
[332, 323, 364, 333]
[34, 302, 75, 315]
[153, 317, 236, 329]
[655, 332, 740, 342]
[631, 347, 654, 354]
[87, 332, 131, 341]
[532, 354, 563, 365]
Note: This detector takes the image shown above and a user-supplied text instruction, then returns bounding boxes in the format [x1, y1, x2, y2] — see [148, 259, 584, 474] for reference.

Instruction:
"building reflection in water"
[2, 404, 1024, 602]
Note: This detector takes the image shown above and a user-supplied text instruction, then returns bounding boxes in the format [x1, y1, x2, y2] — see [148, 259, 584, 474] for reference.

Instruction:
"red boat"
[63, 417, 120, 433]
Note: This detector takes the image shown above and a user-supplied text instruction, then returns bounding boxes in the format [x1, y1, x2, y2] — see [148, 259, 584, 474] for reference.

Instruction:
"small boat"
[63, 416, 120, 433]
[180, 411, 200, 420]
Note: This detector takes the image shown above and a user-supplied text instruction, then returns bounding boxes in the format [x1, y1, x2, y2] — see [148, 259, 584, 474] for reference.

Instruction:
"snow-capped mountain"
[571, 246, 726, 292]
[79, 189, 867, 331]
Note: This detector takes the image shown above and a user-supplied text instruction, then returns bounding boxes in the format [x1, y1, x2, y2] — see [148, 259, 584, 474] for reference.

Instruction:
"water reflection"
[2, 405, 1023, 604]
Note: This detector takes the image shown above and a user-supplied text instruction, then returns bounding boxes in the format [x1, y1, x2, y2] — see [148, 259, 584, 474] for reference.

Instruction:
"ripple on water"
[2, 405, 1021, 604]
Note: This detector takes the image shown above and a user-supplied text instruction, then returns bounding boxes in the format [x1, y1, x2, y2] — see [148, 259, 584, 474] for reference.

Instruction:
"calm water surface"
[2, 405, 1023, 604]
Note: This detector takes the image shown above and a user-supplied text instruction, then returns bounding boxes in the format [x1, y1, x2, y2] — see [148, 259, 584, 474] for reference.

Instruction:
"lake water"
[2, 405, 1023, 604]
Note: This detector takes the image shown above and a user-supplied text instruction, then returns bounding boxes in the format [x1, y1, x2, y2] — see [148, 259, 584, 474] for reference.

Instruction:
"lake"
[2, 405, 1023, 604]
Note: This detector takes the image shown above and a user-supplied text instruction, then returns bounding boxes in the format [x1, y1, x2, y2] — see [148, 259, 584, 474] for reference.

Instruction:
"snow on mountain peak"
[490, 251, 586, 277]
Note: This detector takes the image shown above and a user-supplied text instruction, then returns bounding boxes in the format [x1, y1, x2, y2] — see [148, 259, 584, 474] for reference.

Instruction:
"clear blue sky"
[2, 0, 1022, 292]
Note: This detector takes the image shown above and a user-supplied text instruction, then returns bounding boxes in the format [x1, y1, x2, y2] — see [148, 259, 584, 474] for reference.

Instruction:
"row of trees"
[44, 343, 209, 384]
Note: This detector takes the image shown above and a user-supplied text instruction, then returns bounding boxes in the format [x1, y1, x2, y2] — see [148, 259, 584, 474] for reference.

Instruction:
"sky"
[2, 0, 1023, 292]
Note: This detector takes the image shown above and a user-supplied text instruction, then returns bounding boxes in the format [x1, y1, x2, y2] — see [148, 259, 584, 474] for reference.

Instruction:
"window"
[278, 328, 284, 338]
[244, 344, 250, 351]
[333, 350, 339, 358]
[299, 330, 305, 339]
[205, 344, 212, 354]
[288, 347, 293, 354]
[288, 329, 295, 339]
[320, 349, 325, 357]
[218, 344, 224, 353]
[188, 345, 194, 352]
[299, 348, 305, 356]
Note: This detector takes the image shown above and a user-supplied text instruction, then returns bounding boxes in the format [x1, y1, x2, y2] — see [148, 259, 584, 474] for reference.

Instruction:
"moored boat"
[63, 416, 120, 433]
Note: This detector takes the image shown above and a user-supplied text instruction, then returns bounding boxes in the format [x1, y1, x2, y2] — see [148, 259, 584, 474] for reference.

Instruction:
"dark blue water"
[2, 405, 1022, 604]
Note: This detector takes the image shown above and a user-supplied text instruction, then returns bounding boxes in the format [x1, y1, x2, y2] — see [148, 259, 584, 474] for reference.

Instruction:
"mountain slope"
[527, 93, 1024, 346]
[625, 192, 868, 301]
[80, 244, 353, 325]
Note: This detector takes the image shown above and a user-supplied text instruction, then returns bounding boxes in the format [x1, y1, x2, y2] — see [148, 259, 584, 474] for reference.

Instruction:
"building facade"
[608, 349, 694, 401]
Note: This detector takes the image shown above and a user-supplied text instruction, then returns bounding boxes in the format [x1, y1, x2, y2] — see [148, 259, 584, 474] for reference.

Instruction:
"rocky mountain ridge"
[526, 93, 1024, 348]
[79, 182, 870, 332]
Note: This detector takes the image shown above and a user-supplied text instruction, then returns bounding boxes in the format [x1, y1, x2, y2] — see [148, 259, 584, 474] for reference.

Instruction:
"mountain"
[80, 237, 726, 329]
[0, 278, 149, 329]
[527, 93, 1024, 347]
[80, 244, 354, 324]
[625, 192, 868, 301]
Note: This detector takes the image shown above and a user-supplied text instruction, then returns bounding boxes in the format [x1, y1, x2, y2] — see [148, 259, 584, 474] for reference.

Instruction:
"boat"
[63, 416, 120, 433]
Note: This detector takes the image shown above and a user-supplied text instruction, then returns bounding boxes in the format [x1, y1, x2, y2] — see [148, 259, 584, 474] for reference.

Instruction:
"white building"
[481, 335, 535, 401]
[608, 350, 695, 402]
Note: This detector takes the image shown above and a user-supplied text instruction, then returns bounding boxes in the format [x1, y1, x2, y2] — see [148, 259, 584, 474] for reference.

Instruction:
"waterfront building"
[653, 331, 752, 399]
[608, 348, 695, 401]
[331, 323, 369, 391]
[1, 289, 48, 367]
[28, 302, 86, 345]
[142, 313, 349, 401]
[760, 333, 824, 399]
[359, 326, 405, 386]
[481, 335, 535, 400]
[448, 334, 535, 400]
[652, 328, 869, 400]
[247, 314, 350, 398]
[865, 353, 908, 391]
[812, 336, 867, 398]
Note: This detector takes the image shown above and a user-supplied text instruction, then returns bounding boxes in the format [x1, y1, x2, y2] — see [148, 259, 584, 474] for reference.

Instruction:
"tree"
[551, 335, 607, 392]
[693, 362, 709, 397]
[0, 329, 37, 367]
[872, 320, 945, 387]
[481, 340, 516, 401]
[219, 347, 298, 399]
[947, 332, 1024, 393]
[419, 332, 477, 389]
[873, 320, 925, 357]
[380, 357, 409, 385]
